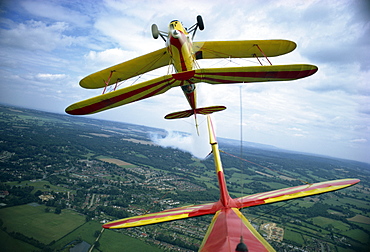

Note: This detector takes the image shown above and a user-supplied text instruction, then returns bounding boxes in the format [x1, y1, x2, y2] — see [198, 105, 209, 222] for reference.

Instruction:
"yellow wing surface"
[193, 64, 318, 84]
[66, 64, 317, 115]
[102, 178, 359, 230]
[193, 40, 296, 59]
[66, 74, 182, 115]
[237, 178, 360, 208]
[103, 202, 216, 229]
[80, 48, 170, 89]
[80, 40, 295, 89]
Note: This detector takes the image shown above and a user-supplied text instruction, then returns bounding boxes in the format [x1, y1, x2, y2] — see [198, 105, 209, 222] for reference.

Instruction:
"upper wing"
[80, 48, 170, 89]
[237, 178, 360, 208]
[193, 64, 318, 84]
[66, 74, 181, 115]
[103, 202, 216, 229]
[193, 40, 296, 59]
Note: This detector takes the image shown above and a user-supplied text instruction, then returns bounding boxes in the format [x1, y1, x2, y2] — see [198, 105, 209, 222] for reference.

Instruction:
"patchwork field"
[348, 215, 370, 225]
[0, 204, 85, 244]
[99, 157, 133, 166]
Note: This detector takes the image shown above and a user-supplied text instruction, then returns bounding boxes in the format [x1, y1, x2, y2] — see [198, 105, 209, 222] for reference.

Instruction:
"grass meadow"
[0, 229, 39, 252]
[0, 204, 85, 244]
[0, 204, 166, 251]
[97, 229, 163, 252]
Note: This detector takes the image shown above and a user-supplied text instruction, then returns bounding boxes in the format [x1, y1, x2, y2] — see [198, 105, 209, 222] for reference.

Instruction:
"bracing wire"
[239, 85, 244, 238]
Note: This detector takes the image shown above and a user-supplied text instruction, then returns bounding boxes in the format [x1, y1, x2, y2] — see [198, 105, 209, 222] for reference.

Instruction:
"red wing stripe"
[196, 69, 317, 80]
[237, 179, 360, 208]
[68, 78, 176, 115]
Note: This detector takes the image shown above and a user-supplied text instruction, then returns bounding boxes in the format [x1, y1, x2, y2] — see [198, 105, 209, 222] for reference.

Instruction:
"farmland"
[0, 105, 369, 251]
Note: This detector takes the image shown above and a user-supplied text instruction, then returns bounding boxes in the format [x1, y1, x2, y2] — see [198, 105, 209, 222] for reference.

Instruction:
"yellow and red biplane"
[103, 115, 359, 251]
[65, 16, 317, 133]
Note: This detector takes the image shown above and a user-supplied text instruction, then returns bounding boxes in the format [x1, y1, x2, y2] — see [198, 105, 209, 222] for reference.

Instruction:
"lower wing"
[66, 74, 182, 115]
[103, 202, 216, 229]
[237, 178, 360, 208]
[193, 64, 318, 84]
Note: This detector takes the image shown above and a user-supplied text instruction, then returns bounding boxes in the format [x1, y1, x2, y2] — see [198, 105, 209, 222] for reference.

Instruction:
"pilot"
[181, 84, 195, 94]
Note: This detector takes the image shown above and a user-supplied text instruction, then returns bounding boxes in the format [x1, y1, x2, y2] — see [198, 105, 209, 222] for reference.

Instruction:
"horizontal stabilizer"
[102, 178, 359, 230]
[165, 105, 226, 119]
[103, 202, 216, 229]
[236, 178, 360, 208]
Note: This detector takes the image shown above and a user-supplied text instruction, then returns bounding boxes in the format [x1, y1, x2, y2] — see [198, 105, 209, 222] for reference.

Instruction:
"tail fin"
[164, 105, 226, 119]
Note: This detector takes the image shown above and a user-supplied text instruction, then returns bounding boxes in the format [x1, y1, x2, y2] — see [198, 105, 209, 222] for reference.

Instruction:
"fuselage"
[166, 20, 197, 110]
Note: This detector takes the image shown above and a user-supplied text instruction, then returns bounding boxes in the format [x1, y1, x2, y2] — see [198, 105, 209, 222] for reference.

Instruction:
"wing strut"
[253, 44, 272, 66]
[102, 70, 116, 94]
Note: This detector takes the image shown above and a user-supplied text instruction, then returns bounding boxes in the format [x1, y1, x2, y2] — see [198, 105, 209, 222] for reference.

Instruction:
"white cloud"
[0, 20, 74, 51]
[21, 0, 91, 27]
[350, 138, 367, 143]
[35, 73, 67, 80]
[84, 48, 138, 68]
[150, 128, 211, 159]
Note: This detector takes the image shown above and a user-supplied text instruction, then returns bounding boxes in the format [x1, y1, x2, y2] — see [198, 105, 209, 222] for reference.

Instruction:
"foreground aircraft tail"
[199, 208, 275, 252]
[102, 115, 359, 251]
[164, 105, 226, 119]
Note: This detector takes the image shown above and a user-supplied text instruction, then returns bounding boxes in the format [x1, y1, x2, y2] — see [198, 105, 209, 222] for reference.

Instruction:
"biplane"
[103, 115, 359, 251]
[65, 16, 318, 133]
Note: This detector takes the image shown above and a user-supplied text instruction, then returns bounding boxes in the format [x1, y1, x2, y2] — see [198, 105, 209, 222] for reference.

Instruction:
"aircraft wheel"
[197, 15, 204, 30]
[151, 24, 159, 39]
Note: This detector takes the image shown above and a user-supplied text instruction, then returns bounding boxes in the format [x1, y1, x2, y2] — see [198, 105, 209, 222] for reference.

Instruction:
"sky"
[1, 0, 369, 163]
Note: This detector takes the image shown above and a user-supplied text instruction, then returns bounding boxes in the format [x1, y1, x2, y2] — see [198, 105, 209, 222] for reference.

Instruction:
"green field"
[0, 204, 85, 244]
[0, 204, 164, 252]
[343, 229, 369, 244]
[0, 229, 39, 252]
[52, 221, 101, 251]
[5, 180, 73, 194]
[98, 229, 163, 252]
[284, 228, 304, 244]
[311, 216, 350, 232]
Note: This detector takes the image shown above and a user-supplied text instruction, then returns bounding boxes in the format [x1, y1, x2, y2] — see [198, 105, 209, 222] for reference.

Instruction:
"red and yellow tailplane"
[164, 105, 226, 119]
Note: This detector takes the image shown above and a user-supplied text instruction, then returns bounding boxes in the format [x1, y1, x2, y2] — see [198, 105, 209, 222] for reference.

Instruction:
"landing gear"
[197, 15, 204, 31]
[151, 24, 159, 39]
[189, 15, 205, 39]
[151, 15, 204, 42]
[151, 23, 167, 41]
